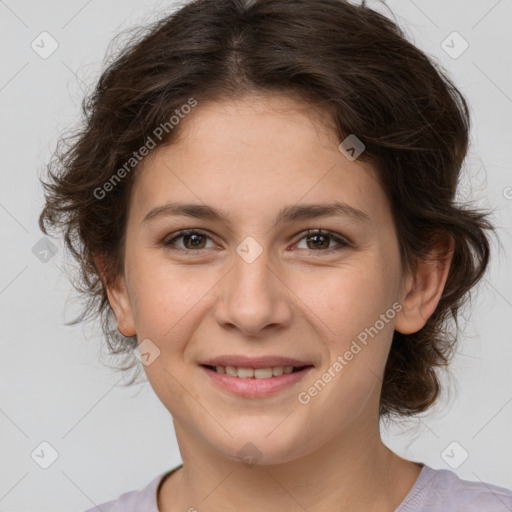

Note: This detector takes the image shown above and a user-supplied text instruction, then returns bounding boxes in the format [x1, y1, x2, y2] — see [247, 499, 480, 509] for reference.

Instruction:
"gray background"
[0, 0, 511, 510]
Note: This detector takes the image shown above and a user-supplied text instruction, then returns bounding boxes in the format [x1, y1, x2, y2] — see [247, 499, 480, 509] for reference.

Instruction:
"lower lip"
[200, 366, 314, 398]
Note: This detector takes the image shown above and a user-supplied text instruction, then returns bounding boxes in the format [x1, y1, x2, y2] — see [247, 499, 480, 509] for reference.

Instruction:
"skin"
[98, 92, 454, 512]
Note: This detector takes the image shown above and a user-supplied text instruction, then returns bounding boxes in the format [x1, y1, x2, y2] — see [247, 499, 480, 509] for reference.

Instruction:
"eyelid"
[162, 228, 351, 253]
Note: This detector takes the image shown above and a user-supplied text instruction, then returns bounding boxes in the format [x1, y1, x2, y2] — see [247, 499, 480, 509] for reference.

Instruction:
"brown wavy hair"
[38, 0, 497, 419]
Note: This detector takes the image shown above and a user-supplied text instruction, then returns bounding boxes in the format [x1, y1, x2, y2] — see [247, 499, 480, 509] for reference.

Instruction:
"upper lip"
[200, 356, 314, 369]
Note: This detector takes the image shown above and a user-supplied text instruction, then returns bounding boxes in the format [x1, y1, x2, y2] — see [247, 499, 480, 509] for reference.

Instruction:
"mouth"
[199, 362, 314, 398]
[201, 364, 312, 378]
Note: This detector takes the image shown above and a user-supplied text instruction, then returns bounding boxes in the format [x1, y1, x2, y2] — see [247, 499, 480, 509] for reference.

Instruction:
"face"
[106, 92, 420, 465]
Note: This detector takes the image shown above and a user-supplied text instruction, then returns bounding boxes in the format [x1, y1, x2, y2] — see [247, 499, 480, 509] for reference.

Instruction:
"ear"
[394, 233, 455, 335]
[94, 254, 136, 337]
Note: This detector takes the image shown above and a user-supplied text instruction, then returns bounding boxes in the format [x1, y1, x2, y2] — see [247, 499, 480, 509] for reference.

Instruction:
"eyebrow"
[142, 200, 371, 228]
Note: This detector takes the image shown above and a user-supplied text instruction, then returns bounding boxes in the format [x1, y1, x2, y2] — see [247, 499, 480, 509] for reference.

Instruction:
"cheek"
[126, 254, 194, 340]
[299, 264, 397, 419]
[297, 258, 396, 337]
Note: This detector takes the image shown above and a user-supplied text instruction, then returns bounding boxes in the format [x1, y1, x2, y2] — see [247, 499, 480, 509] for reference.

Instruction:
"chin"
[207, 425, 313, 467]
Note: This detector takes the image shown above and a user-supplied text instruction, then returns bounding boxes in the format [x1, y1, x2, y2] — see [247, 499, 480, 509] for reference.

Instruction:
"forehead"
[128, 93, 388, 230]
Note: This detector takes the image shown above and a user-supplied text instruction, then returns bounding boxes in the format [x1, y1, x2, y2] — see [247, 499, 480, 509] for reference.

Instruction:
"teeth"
[212, 365, 299, 378]
[225, 365, 238, 377]
[254, 368, 273, 378]
[237, 367, 255, 378]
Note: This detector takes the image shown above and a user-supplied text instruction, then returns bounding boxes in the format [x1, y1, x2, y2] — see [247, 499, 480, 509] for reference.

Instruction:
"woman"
[39, 0, 512, 510]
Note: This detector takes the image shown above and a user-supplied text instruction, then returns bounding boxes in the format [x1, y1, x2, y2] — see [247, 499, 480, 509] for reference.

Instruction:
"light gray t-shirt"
[84, 462, 512, 511]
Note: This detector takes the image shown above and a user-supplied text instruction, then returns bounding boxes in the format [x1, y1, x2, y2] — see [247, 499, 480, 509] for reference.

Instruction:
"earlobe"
[394, 234, 455, 335]
[94, 254, 137, 337]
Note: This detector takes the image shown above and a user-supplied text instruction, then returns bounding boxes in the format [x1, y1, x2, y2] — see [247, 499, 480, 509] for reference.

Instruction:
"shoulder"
[81, 470, 172, 512]
[398, 463, 512, 512]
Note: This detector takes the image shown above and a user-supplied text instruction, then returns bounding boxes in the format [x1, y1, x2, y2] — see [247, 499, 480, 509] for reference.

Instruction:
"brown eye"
[295, 230, 349, 252]
[163, 230, 215, 251]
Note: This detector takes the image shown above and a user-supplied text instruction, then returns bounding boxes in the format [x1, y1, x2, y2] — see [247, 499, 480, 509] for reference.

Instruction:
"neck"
[158, 416, 422, 512]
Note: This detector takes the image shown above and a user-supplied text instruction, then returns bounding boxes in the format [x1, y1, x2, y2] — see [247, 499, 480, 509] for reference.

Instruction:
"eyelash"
[162, 228, 350, 255]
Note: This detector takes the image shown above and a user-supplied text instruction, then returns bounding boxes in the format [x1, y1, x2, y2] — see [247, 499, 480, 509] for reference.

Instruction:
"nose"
[213, 247, 293, 337]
